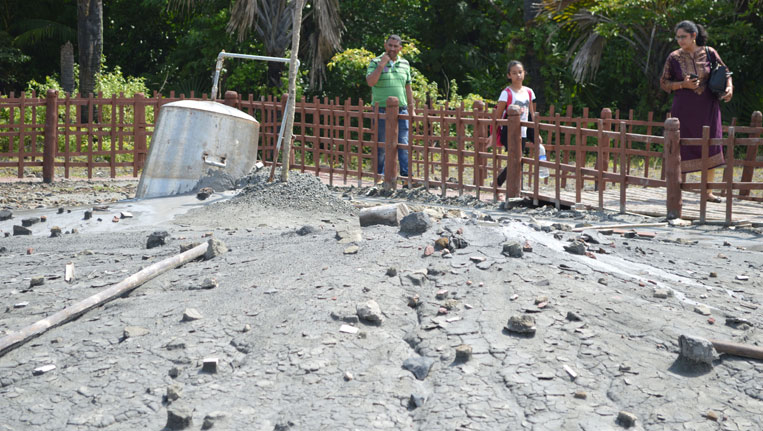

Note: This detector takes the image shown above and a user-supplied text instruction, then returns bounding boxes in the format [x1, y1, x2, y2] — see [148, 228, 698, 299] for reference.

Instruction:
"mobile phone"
[688, 73, 698, 79]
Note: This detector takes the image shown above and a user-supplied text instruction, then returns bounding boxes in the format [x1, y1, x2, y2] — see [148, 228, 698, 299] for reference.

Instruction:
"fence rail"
[1, 90, 761, 224]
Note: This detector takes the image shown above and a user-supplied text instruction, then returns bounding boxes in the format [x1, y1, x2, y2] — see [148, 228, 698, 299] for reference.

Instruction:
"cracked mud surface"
[1, 171, 762, 430]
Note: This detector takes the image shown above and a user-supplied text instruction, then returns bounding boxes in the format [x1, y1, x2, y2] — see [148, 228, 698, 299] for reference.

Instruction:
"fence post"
[472, 100, 486, 192]
[506, 105, 522, 198]
[664, 117, 682, 219]
[383, 96, 399, 191]
[598, 108, 612, 192]
[134, 93, 147, 174]
[43, 89, 58, 183]
[739, 111, 762, 197]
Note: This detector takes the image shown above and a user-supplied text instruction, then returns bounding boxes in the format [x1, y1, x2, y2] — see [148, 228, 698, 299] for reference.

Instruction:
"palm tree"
[78, 0, 102, 121]
[174, 0, 344, 90]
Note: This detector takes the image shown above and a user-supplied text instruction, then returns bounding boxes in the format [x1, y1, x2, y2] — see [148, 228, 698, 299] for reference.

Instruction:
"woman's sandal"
[706, 194, 723, 203]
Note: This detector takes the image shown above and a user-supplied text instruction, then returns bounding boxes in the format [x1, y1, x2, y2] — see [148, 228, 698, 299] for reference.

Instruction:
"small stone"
[50, 226, 62, 237]
[14, 301, 29, 308]
[200, 278, 218, 289]
[242, 324, 251, 333]
[168, 367, 180, 378]
[58, 207, 64, 214]
[84, 210, 92, 220]
[339, 324, 358, 334]
[705, 410, 719, 421]
[166, 384, 182, 401]
[357, 300, 383, 324]
[343, 371, 354, 381]
[616, 411, 637, 428]
[123, 326, 149, 338]
[693, 305, 711, 316]
[165, 405, 193, 430]
[204, 239, 226, 260]
[402, 356, 435, 380]
[534, 295, 549, 305]
[435, 237, 450, 250]
[111, 216, 120, 223]
[678, 334, 718, 365]
[709, 272, 718, 278]
[566, 311, 582, 321]
[423, 245, 434, 256]
[13, 225, 32, 236]
[735, 275, 749, 281]
[343, 245, 359, 254]
[201, 358, 218, 373]
[564, 240, 587, 255]
[201, 411, 227, 430]
[653, 289, 670, 299]
[386, 267, 397, 277]
[29, 276, 45, 288]
[120, 211, 133, 218]
[399, 212, 432, 235]
[296, 225, 318, 236]
[32, 364, 56, 375]
[26, 247, 34, 254]
[407, 295, 421, 308]
[196, 187, 214, 200]
[147, 231, 170, 249]
[501, 241, 523, 258]
[0, 209, 12, 220]
[506, 315, 536, 335]
[435, 289, 449, 300]
[455, 344, 472, 362]
[182, 308, 203, 322]
[21, 217, 40, 227]
[409, 394, 426, 409]
[573, 390, 587, 399]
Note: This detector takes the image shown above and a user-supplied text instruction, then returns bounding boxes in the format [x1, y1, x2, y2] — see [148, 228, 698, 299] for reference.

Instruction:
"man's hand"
[379, 53, 390, 65]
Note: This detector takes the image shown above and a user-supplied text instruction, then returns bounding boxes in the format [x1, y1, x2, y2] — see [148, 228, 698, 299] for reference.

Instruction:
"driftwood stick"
[571, 222, 668, 232]
[711, 339, 763, 361]
[0, 242, 209, 358]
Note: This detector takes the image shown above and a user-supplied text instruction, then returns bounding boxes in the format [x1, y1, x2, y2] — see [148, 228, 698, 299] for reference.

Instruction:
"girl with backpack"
[488, 60, 548, 186]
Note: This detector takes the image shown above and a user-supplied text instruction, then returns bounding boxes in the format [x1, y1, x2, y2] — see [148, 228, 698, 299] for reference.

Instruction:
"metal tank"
[136, 100, 259, 199]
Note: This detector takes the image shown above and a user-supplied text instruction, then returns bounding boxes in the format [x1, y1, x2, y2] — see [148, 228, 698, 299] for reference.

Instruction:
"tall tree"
[77, 0, 102, 121]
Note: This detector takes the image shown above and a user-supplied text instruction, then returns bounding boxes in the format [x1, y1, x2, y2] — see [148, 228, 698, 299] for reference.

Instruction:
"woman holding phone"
[660, 20, 733, 202]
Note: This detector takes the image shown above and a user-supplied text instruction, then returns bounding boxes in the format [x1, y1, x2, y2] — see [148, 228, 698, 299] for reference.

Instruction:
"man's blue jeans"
[377, 107, 409, 177]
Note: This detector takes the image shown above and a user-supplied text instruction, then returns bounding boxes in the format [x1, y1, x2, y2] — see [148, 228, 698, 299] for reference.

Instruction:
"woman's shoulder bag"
[705, 47, 729, 97]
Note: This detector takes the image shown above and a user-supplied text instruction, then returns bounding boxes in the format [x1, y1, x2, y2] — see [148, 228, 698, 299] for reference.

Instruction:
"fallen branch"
[0, 242, 210, 358]
[711, 339, 763, 361]
[571, 222, 668, 232]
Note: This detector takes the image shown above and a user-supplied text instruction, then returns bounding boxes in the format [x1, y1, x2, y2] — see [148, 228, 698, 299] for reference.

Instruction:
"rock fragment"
[166, 405, 193, 430]
[677, 334, 718, 366]
[454, 344, 472, 362]
[21, 217, 40, 227]
[204, 238, 226, 260]
[202, 358, 218, 373]
[123, 326, 149, 338]
[402, 356, 435, 380]
[564, 240, 587, 255]
[616, 411, 637, 428]
[196, 187, 214, 200]
[32, 364, 56, 375]
[506, 315, 536, 335]
[166, 384, 182, 402]
[182, 308, 203, 322]
[501, 241, 523, 258]
[296, 225, 318, 236]
[29, 276, 45, 288]
[356, 300, 383, 324]
[50, 226, 62, 237]
[0, 209, 12, 221]
[13, 225, 31, 236]
[399, 212, 432, 235]
[201, 411, 228, 430]
[147, 231, 170, 249]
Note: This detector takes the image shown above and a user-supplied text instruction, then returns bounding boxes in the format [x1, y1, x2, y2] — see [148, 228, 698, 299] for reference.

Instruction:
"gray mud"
[1, 171, 762, 430]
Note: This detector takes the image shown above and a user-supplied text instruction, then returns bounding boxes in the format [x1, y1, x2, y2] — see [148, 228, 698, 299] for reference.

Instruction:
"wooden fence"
[1, 90, 761, 224]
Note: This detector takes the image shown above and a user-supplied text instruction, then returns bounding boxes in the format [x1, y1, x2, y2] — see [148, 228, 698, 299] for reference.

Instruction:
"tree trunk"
[77, 0, 103, 123]
[279, 0, 305, 182]
[523, 0, 544, 109]
[267, 61, 285, 89]
[60, 42, 75, 96]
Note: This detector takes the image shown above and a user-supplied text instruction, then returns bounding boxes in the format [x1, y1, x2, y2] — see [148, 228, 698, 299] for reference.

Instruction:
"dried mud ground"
[0, 172, 762, 431]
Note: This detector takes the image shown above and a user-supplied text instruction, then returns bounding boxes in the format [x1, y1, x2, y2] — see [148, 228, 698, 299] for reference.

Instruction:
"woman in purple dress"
[660, 20, 733, 202]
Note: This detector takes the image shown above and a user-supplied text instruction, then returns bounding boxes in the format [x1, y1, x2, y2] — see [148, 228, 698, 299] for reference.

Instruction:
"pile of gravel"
[345, 184, 497, 209]
[230, 169, 357, 215]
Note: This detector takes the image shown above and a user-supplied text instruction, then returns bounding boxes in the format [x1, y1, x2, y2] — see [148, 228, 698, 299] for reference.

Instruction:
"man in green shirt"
[366, 35, 415, 178]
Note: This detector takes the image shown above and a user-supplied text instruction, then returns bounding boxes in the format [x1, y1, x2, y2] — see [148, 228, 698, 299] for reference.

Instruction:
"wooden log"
[711, 339, 763, 361]
[359, 203, 410, 227]
[0, 242, 210, 358]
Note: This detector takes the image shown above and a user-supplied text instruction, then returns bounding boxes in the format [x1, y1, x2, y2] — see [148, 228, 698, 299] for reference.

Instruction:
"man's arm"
[405, 83, 415, 116]
[366, 54, 390, 87]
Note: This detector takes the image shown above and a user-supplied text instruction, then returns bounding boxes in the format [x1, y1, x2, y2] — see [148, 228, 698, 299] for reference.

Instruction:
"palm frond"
[571, 32, 606, 82]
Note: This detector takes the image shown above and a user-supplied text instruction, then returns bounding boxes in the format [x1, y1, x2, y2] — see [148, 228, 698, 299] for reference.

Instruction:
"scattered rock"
[677, 334, 718, 366]
[564, 240, 587, 255]
[454, 344, 472, 362]
[399, 212, 432, 235]
[123, 326, 149, 338]
[120, 211, 133, 218]
[653, 289, 670, 299]
[356, 300, 383, 324]
[705, 410, 719, 421]
[501, 241, 523, 258]
[13, 225, 32, 236]
[182, 308, 203, 322]
[566, 311, 582, 322]
[573, 390, 587, 399]
[201, 411, 228, 430]
[506, 315, 536, 335]
[204, 238, 227, 260]
[0, 209, 12, 221]
[196, 187, 214, 200]
[402, 356, 435, 380]
[409, 394, 426, 409]
[435, 237, 450, 250]
[423, 245, 434, 256]
[693, 305, 711, 316]
[50, 226, 62, 237]
[32, 364, 56, 375]
[21, 217, 40, 227]
[335, 227, 362, 243]
[435, 289, 449, 300]
[616, 411, 637, 428]
[386, 267, 397, 277]
[166, 405, 193, 430]
[343, 371, 354, 381]
[147, 231, 170, 249]
[202, 358, 218, 373]
[450, 235, 468, 249]
[296, 225, 318, 236]
[84, 210, 92, 220]
[29, 276, 45, 288]
[343, 245, 359, 254]
[200, 278, 218, 289]
[166, 384, 182, 402]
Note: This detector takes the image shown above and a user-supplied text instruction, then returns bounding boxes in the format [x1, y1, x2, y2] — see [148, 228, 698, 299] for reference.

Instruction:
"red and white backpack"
[493, 87, 534, 149]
